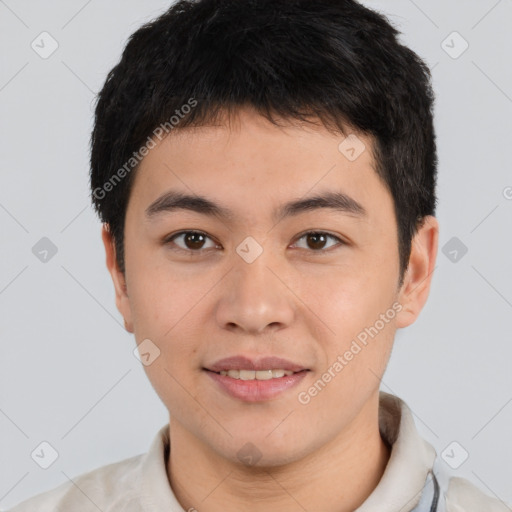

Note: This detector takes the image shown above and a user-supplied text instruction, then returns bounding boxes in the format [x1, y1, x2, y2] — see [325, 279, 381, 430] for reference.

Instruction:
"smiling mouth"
[204, 368, 308, 380]
[203, 367, 310, 402]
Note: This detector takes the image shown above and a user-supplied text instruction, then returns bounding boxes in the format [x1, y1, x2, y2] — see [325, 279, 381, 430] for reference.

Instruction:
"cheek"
[299, 266, 376, 325]
[133, 299, 203, 419]
[127, 266, 212, 384]
[299, 262, 397, 367]
[127, 259, 204, 336]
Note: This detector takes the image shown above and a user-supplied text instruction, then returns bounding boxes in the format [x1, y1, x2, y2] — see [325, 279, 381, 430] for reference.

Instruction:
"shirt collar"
[138, 391, 437, 512]
[355, 391, 437, 512]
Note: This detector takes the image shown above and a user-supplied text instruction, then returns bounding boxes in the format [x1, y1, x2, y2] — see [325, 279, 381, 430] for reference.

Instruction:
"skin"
[102, 106, 438, 512]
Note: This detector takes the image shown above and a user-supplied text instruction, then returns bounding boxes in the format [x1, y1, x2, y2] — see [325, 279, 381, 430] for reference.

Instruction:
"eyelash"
[164, 230, 345, 254]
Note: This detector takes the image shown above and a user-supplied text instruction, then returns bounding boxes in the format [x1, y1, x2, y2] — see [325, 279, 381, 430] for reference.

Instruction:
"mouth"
[205, 355, 309, 374]
[204, 368, 307, 380]
[203, 355, 310, 401]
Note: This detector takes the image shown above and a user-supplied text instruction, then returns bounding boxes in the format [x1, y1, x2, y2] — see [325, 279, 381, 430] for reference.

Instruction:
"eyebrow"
[145, 189, 367, 223]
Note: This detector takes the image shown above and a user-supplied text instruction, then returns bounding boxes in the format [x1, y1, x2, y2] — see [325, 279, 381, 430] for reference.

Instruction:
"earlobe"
[101, 224, 134, 333]
[396, 215, 439, 329]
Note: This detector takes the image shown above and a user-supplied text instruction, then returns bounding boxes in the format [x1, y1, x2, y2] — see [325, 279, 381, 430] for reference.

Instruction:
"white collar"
[355, 391, 437, 511]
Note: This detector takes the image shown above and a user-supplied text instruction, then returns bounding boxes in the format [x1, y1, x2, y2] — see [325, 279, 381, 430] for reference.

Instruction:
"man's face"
[104, 107, 434, 466]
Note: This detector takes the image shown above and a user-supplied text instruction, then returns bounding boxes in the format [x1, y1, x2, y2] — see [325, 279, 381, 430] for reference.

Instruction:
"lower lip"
[205, 370, 309, 402]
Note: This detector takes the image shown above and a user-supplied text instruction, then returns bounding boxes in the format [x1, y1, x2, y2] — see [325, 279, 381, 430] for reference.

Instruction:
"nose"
[214, 250, 296, 335]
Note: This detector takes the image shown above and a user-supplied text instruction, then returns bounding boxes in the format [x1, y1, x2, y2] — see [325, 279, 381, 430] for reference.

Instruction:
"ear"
[101, 224, 134, 333]
[396, 215, 439, 329]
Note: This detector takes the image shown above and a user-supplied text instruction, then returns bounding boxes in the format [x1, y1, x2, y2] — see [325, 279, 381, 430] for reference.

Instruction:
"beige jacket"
[5, 392, 510, 511]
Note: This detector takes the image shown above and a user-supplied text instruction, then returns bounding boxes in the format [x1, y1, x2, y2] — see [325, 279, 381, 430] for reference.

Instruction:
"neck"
[166, 393, 391, 512]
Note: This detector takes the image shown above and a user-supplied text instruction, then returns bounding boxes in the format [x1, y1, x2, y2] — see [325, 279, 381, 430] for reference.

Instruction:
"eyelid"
[291, 231, 345, 251]
[164, 230, 220, 252]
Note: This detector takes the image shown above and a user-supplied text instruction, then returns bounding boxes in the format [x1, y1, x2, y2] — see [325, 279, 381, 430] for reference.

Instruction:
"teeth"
[240, 370, 257, 381]
[218, 369, 295, 379]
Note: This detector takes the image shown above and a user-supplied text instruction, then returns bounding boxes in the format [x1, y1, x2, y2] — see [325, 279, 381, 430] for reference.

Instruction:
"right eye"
[164, 230, 220, 253]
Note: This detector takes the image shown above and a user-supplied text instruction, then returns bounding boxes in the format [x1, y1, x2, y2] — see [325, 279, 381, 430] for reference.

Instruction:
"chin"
[213, 434, 307, 469]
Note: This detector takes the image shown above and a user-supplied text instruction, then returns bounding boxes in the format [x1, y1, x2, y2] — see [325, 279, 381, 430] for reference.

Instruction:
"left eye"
[292, 231, 344, 251]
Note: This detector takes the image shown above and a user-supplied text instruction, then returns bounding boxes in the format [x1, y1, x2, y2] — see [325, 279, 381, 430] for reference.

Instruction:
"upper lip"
[205, 356, 308, 373]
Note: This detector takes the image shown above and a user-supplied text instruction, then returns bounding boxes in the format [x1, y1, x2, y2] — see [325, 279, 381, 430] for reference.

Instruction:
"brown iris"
[304, 232, 329, 250]
[183, 232, 207, 250]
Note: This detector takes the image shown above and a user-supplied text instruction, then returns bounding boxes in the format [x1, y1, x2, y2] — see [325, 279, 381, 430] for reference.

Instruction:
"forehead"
[128, 108, 393, 227]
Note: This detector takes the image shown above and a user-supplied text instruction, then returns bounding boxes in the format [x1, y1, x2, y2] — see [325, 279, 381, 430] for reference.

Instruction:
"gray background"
[1, 0, 511, 508]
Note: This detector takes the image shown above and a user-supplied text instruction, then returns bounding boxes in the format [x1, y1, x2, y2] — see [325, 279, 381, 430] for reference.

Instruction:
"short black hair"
[90, 0, 437, 288]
